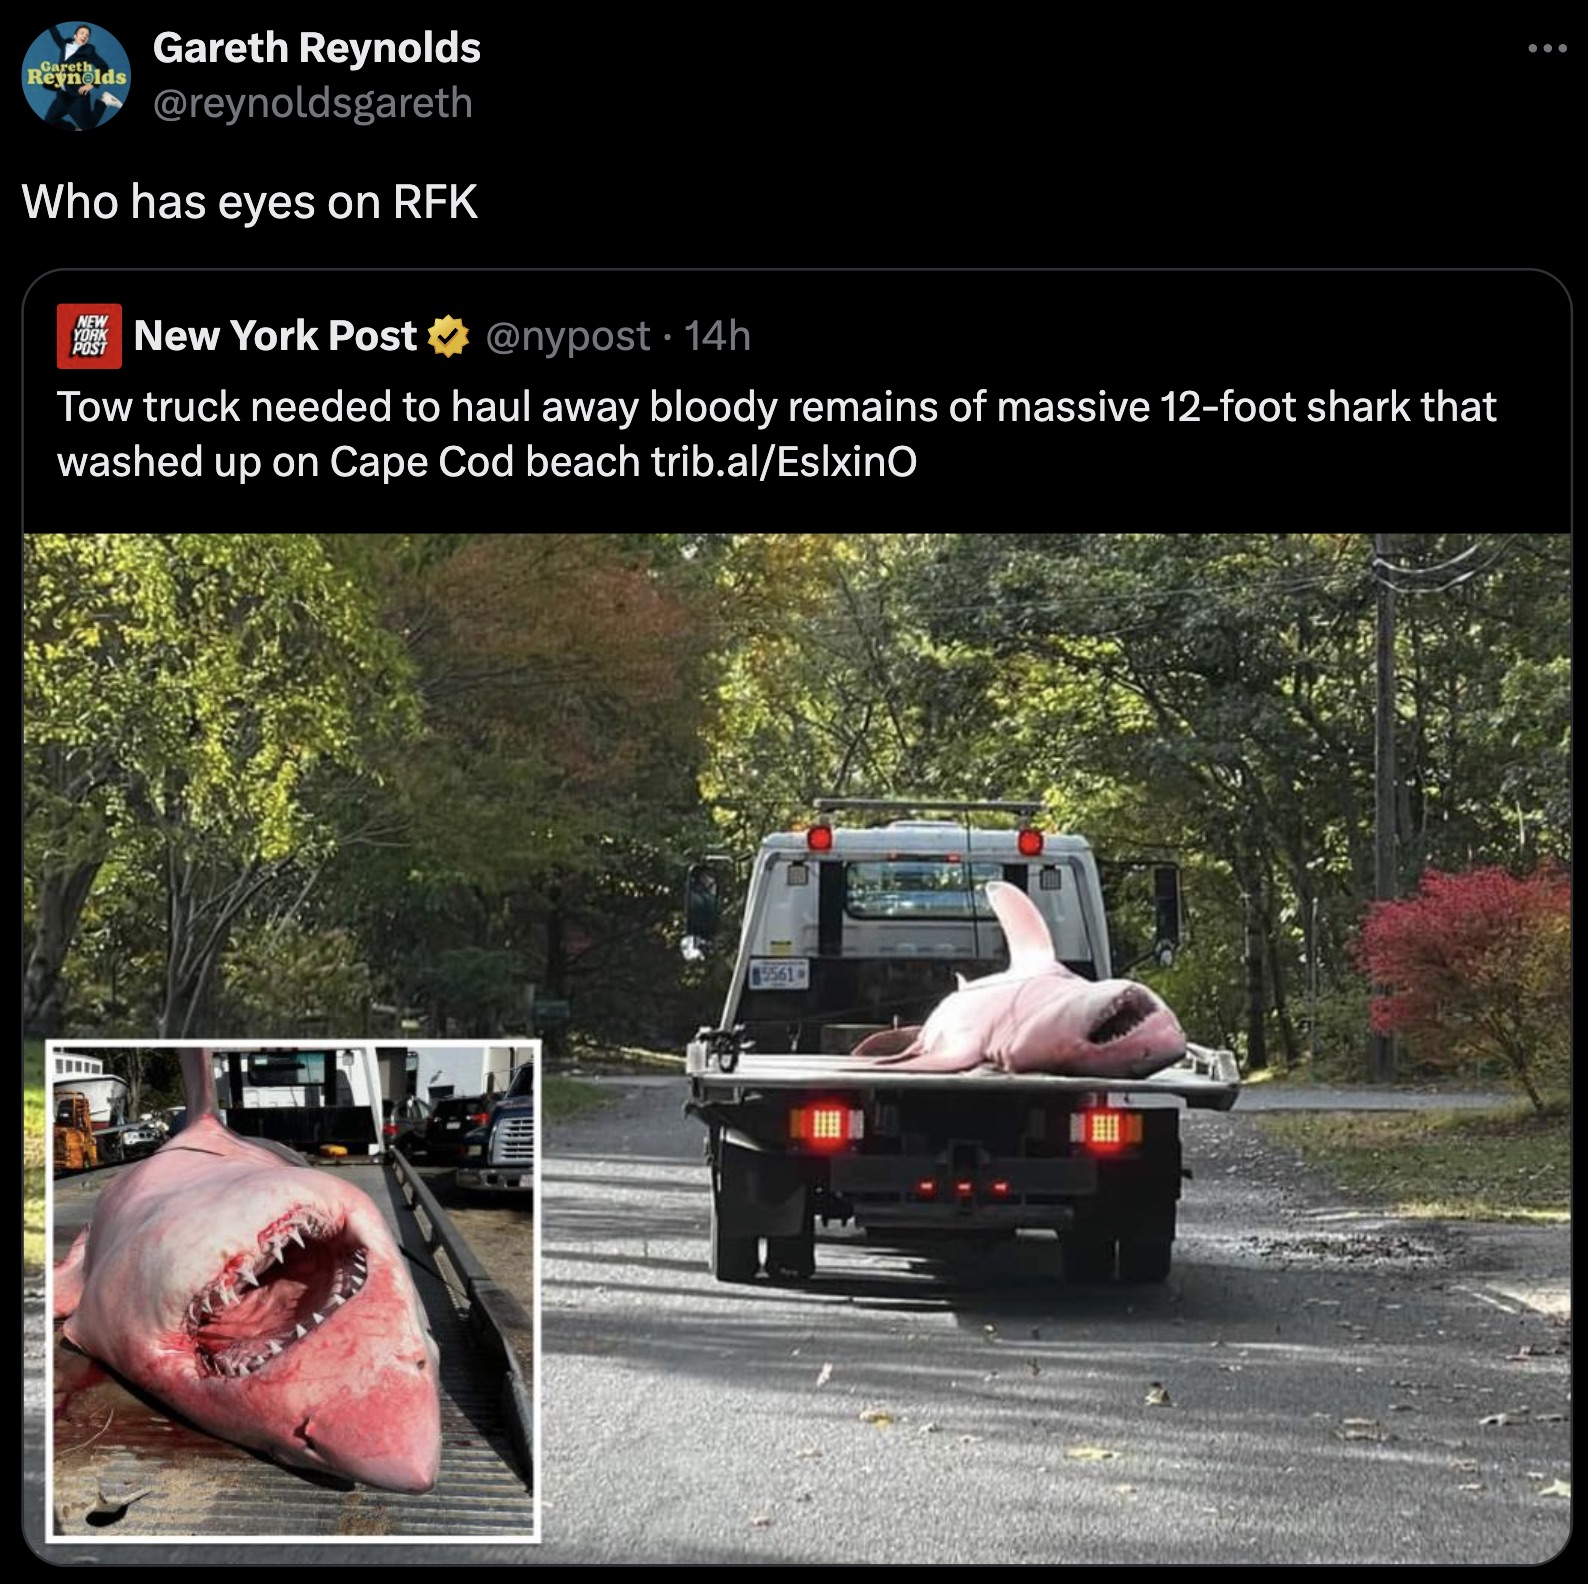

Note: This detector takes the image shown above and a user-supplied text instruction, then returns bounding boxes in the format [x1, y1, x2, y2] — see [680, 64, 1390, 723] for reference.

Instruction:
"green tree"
[23, 534, 414, 1035]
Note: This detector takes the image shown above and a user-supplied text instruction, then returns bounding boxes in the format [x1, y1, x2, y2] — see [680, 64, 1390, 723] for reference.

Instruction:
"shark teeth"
[1087, 987, 1155, 1046]
[190, 1234, 369, 1379]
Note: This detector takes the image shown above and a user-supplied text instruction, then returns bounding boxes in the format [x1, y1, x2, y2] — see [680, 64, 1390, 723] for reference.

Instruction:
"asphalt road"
[530, 1077, 1569, 1565]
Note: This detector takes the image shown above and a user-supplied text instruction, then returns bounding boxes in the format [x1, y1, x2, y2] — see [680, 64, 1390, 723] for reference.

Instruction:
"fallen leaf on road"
[1538, 1480, 1570, 1499]
[1145, 1383, 1172, 1407]
[749, 1514, 772, 1528]
[1479, 1413, 1513, 1428]
[1458, 1483, 1483, 1493]
[858, 1408, 895, 1426]
[1450, 1459, 1479, 1473]
[795, 1447, 822, 1460]
[1064, 1446, 1118, 1461]
[1336, 1419, 1384, 1441]
[815, 1362, 833, 1388]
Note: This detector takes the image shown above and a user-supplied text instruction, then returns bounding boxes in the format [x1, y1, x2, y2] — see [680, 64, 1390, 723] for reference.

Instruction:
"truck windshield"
[844, 860, 1001, 920]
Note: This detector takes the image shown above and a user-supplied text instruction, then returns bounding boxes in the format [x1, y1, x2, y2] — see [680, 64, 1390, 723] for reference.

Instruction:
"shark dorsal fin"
[986, 880, 1076, 978]
[180, 1047, 222, 1122]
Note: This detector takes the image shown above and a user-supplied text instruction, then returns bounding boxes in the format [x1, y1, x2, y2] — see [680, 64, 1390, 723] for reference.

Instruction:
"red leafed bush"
[1356, 867, 1571, 1111]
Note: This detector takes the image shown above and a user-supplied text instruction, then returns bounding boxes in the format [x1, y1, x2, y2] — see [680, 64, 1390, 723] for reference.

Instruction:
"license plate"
[748, 958, 810, 991]
[445, 1121, 461, 1130]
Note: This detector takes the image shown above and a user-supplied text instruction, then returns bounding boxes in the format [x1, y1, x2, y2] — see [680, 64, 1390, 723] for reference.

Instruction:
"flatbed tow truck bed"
[688, 1046, 1242, 1110]
[49, 1154, 536, 1540]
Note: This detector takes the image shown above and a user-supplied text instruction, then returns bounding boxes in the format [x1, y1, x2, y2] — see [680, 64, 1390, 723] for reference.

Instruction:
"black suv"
[422, 1094, 494, 1163]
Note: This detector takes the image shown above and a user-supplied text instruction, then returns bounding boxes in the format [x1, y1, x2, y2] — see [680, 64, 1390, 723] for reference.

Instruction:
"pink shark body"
[851, 880, 1188, 1078]
[52, 1051, 441, 1493]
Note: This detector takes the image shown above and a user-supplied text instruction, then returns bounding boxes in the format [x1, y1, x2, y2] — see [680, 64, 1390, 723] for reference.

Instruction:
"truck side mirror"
[683, 864, 721, 958]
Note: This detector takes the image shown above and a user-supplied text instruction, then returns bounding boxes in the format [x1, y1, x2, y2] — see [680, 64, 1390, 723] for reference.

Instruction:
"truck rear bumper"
[829, 1152, 1098, 1228]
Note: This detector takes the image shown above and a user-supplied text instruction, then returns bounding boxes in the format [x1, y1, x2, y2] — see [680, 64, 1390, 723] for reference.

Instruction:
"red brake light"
[471, 1110, 491, 1126]
[990, 1179, 1011, 1198]
[806, 823, 833, 852]
[382, 1124, 397, 1138]
[1073, 1107, 1143, 1153]
[789, 1102, 861, 1151]
[915, 1178, 937, 1197]
[955, 1179, 974, 1197]
[1017, 827, 1044, 857]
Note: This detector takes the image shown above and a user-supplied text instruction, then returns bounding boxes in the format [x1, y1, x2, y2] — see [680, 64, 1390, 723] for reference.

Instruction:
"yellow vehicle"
[53, 1091, 100, 1174]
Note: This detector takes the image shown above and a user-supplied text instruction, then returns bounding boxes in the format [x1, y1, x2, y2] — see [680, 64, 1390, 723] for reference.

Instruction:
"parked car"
[422, 1094, 494, 1163]
[382, 1095, 432, 1157]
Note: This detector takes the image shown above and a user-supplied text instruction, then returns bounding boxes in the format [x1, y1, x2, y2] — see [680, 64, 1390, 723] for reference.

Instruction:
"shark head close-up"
[52, 1050, 441, 1494]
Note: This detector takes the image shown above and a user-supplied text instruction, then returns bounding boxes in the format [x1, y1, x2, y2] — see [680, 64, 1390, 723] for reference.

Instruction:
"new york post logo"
[57, 303, 122, 369]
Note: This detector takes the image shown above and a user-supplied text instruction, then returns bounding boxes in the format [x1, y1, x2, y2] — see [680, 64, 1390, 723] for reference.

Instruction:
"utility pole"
[1372, 533, 1397, 1082]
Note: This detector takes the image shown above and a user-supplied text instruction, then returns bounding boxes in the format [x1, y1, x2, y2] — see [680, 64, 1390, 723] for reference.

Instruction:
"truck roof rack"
[812, 797, 1043, 821]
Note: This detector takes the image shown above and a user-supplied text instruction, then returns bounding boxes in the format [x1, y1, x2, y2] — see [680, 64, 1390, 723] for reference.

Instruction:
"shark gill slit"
[186, 1211, 370, 1378]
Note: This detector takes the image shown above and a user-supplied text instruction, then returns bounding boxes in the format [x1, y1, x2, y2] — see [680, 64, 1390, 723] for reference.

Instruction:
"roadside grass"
[1253, 1102, 1570, 1222]
[543, 1040, 681, 1119]
[25, 1039, 47, 1273]
[543, 1074, 619, 1121]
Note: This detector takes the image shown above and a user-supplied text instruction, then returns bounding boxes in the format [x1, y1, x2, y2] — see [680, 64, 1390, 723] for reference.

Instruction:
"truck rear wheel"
[710, 1195, 760, 1283]
[765, 1226, 814, 1282]
[1117, 1235, 1172, 1284]
[1063, 1233, 1117, 1284]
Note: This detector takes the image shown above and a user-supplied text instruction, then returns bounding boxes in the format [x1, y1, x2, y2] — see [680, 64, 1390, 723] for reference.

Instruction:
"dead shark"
[851, 880, 1188, 1077]
[53, 1049, 441, 1493]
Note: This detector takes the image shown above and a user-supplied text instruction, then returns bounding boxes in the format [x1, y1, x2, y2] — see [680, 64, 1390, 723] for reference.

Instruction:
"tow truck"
[684, 799, 1240, 1285]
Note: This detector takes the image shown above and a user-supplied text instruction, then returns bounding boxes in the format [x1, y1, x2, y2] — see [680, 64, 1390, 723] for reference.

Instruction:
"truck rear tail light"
[954, 1179, 974, 1198]
[914, 1178, 937, 1198]
[789, 1103, 862, 1150]
[1071, 1107, 1143, 1154]
[1017, 826, 1044, 856]
[806, 822, 834, 852]
[990, 1178, 1011, 1198]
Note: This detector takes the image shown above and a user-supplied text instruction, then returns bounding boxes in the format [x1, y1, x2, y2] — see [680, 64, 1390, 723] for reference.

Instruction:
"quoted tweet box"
[24, 269, 1569, 519]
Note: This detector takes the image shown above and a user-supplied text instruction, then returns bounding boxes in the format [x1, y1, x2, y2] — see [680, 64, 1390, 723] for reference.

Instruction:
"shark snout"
[291, 1354, 442, 1493]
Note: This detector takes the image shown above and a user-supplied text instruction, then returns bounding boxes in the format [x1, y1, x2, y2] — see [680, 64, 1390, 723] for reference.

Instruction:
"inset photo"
[45, 1040, 539, 1544]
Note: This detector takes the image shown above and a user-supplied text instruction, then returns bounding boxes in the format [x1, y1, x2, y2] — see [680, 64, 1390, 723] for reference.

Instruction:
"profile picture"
[21, 22, 130, 129]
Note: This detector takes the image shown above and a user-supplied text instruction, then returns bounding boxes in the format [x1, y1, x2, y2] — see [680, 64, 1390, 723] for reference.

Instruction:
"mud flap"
[714, 1132, 810, 1238]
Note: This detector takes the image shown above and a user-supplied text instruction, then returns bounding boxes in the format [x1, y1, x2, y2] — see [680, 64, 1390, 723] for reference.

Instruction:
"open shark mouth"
[186, 1209, 369, 1379]
[1085, 986, 1165, 1048]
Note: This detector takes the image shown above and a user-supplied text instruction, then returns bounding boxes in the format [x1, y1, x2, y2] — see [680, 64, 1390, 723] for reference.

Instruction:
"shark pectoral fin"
[882, 1043, 986, 1072]
[53, 1227, 91, 1318]
[852, 1027, 924, 1058]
